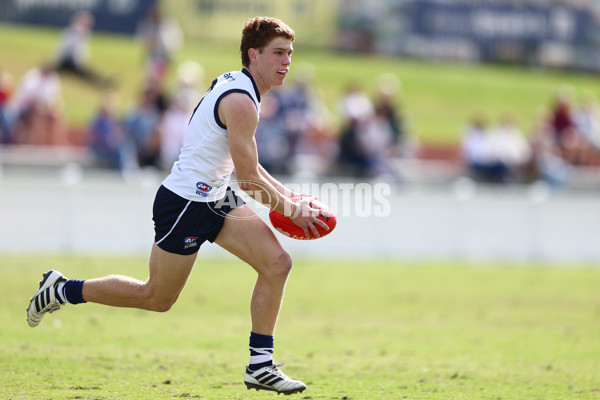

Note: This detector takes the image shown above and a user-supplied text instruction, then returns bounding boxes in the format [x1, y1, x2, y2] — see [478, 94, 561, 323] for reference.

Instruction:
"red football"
[269, 198, 337, 240]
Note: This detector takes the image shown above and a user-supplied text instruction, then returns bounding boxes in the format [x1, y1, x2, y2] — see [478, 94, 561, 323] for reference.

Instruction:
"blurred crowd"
[461, 87, 600, 187]
[2, 5, 600, 187]
[0, 5, 187, 172]
[0, 5, 413, 180]
[256, 67, 413, 180]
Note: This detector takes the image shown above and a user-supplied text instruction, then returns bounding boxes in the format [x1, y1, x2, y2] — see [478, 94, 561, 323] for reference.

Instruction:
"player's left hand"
[290, 199, 331, 239]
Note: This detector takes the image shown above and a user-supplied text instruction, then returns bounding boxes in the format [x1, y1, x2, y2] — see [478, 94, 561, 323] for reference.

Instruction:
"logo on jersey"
[196, 182, 212, 196]
[184, 236, 199, 249]
[223, 72, 235, 81]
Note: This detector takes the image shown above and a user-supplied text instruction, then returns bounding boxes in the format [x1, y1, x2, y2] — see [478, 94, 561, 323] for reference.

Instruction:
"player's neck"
[245, 66, 272, 97]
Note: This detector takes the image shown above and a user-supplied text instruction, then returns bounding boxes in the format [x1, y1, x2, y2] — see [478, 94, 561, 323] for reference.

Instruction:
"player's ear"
[248, 48, 259, 65]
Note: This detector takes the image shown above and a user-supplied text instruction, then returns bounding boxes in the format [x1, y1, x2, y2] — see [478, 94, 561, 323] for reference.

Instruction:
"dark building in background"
[336, 0, 600, 72]
[0, 0, 157, 34]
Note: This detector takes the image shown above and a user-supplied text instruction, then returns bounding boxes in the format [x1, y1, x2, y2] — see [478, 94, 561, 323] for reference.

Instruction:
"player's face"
[253, 37, 293, 91]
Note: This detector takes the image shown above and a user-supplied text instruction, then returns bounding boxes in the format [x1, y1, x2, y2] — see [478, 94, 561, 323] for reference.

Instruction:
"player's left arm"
[221, 93, 296, 215]
[257, 164, 295, 198]
[222, 92, 327, 237]
[257, 165, 318, 202]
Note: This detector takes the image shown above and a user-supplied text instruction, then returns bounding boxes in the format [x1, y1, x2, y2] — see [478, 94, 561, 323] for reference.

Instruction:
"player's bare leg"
[214, 204, 306, 395]
[215, 204, 292, 335]
[81, 243, 197, 311]
[27, 244, 197, 326]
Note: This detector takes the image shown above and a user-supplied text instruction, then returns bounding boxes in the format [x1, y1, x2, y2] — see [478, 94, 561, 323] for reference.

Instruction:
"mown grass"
[1, 254, 600, 399]
[2, 23, 600, 144]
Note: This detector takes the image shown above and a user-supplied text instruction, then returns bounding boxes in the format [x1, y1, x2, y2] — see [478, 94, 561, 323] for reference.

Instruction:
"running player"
[27, 16, 329, 396]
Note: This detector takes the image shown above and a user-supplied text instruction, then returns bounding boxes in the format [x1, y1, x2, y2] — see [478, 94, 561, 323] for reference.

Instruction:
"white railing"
[0, 164, 599, 263]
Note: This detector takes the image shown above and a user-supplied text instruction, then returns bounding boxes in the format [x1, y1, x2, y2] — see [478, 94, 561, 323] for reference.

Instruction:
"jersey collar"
[242, 68, 261, 103]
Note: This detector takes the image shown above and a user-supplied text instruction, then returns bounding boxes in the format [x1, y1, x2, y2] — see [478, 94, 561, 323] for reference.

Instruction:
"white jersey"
[162, 68, 261, 202]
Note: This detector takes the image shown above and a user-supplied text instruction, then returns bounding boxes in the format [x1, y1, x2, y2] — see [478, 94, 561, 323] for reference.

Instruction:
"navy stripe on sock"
[249, 332, 273, 348]
[64, 279, 87, 304]
[250, 349, 273, 356]
[249, 360, 273, 371]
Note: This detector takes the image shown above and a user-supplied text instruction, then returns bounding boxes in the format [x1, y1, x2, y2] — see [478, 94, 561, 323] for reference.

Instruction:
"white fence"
[0, 164, 599, 263]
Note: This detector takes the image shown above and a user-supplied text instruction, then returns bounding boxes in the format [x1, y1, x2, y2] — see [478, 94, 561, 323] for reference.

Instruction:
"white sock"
[249, 347, 273, 367]
[55, 282, 67, 304]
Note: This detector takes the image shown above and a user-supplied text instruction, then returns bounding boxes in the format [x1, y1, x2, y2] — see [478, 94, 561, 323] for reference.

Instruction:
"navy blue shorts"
[153, 185, 245, 255]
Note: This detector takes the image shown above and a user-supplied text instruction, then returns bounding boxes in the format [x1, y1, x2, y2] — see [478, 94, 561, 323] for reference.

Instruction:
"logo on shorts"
[196, 182, 212, 197]
[184, 236, 199, 249]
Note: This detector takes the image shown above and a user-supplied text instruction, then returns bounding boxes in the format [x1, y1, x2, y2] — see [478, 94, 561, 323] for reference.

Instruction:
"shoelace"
[267, 362, 289, 378]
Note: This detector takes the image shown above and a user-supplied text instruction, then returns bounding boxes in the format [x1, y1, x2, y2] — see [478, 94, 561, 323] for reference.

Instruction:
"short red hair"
[240, 16, 295, 68]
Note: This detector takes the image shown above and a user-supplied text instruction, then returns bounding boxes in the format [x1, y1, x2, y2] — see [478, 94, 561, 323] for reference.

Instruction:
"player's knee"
[140, 285, 178, 312]
[268, 250, 293, 281]
[146, 297, 177, 312]
[150, 299, 176, 313]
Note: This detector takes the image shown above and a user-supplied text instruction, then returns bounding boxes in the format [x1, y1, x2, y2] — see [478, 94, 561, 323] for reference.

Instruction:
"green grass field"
[1, 254, 600, 399]
[2, 23, 600, 144]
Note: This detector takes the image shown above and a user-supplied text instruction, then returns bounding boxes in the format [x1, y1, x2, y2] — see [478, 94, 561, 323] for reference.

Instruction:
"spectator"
[147, 77, 170, 114]
[0, 70, 14, 144]
[547, 87, 590, 163]
[574, 94, 600, 150]
[10, 64, 65, 145]
[461, 113, 510, 183]
[354, 104, 399, 179]
[487, 114, 532, 182]
[337, 82, 374, 124]
[54, 10, 113, 88]
[172, 60, 204, 114]
[255, 92, 290, 174]
[292, 116, 338, 178]
[158, 94, 188, 171]
[573, 93, 600, 165]
[278, 63, 336, 176]
[87, 90, 127, 170]
[374, 73, 403, 143]
[529, 116, 570, 188]
[549, 90, 574, 144]
[255, 63, 335, 176]
[278, 80, 311, 152]
[338, 116, 367, 176]
[122, 85, 162, 169]
[156, 60, 205, 171]
[337, 83, 375, 176]
[136, 4, 183, 83]
[373, 72, 417, 158]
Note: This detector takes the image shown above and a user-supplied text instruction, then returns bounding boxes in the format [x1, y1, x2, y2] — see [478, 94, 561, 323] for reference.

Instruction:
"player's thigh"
[147, 242, 198, 299]
[214, 205, 290, 274]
